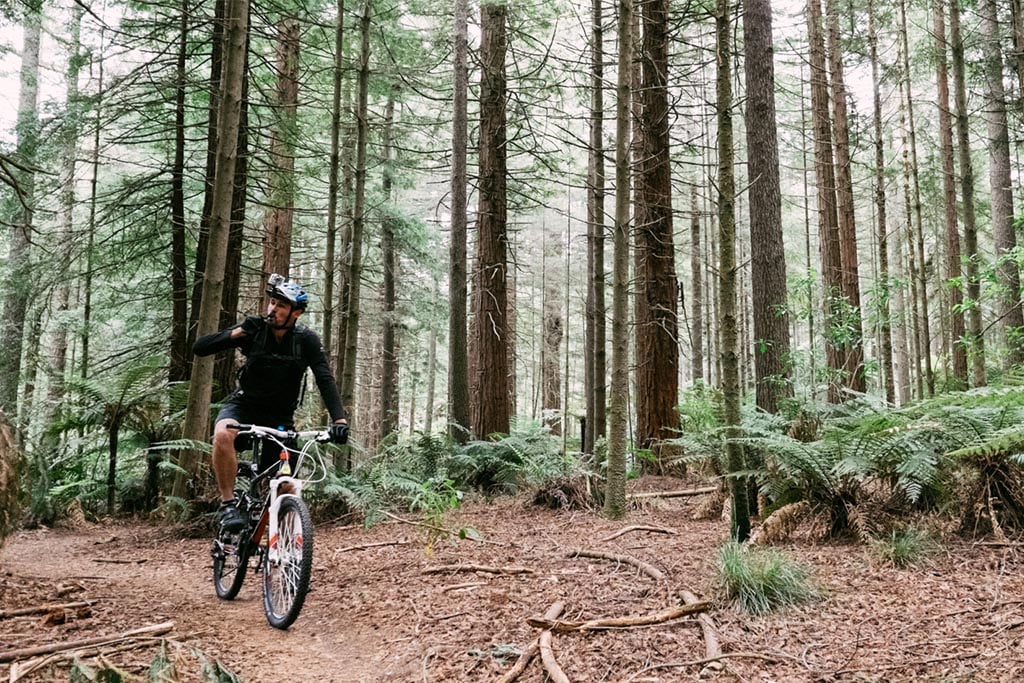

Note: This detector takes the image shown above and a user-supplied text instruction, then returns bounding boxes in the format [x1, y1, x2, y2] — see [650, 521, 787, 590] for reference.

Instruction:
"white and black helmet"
[266, 273, 309, 310]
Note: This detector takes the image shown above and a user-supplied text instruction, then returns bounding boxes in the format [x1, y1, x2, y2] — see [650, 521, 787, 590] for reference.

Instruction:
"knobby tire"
[262, 496, 314, 629]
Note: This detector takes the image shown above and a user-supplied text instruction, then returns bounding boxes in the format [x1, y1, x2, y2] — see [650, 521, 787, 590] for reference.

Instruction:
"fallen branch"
[92, 558, 146, 565]
[334, 540, 409, 554]
[498, 602, 565, 683]
[440, 582, 488, 593]
[680, 590, 721, 660]
[628, 486, 717, 500]
[0, 621, 174, 663]
[600, 525, 677, 542]
[539, 629, 570, 683]
[0, 601, 94, 620]
[527, 602, 709, 633]
[422, 564, 535, 576]
[568, 550, 665, 581]
[9, 637, 170, 682]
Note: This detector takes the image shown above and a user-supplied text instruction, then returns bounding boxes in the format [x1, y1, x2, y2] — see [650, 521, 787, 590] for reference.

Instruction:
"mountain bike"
[210, 424, 330, 629]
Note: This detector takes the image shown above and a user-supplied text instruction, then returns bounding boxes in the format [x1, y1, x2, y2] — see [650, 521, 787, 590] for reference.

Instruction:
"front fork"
[267, 475, 302, 563]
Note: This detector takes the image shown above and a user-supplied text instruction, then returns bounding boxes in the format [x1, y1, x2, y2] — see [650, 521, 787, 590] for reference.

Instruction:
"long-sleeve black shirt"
[193, 322, 346, 422]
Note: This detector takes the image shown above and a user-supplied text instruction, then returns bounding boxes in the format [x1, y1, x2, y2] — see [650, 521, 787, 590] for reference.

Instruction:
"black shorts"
[216, 395, 296, 471]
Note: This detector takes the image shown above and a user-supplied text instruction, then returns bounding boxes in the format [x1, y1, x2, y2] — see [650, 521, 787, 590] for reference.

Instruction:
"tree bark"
[980, 0, 1024, 368]
[260, 18, 300, 295]
[605, 0, 632, 521]
[717, 0, 749, 541]
[935, 0, 969, 388]
[471, 0, 511, 439]
[867, 0, 895, 404]
[635, 0, 679, 458]
[808, 0, 845, 403]
[743, 0, 792, 414]
[584, 0, 606, 454]
[690, 186, 704, 385]
[826, 0, 866, 395]
[542, 227, 563, 436]
[323, 0, 346, 370]
[174, 0, 250, 497]
[448, 0, 470, 443]
[0, 3, 42, 424]
[949, 0, 984, 386]
[340, 0, 373, 419]
[380, 90, 399, 440]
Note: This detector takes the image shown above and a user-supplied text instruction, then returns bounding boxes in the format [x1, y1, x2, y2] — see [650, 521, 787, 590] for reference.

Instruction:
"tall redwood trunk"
[470, 0, 511, 439]
[379, 91, 399, 440]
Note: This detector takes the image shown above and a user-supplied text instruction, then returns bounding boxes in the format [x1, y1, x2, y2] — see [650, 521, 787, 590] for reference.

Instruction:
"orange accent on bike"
[269, 534, 278, 548]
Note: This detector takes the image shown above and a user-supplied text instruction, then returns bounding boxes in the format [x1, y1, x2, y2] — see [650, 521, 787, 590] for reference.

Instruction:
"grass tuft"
[715, 541, 818, 615]
[868, 526, 937, 568]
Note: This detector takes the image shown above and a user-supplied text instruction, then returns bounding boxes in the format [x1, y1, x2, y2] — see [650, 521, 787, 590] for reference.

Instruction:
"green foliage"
[868, 526, 938, 568]
[715, 541, 818, 615]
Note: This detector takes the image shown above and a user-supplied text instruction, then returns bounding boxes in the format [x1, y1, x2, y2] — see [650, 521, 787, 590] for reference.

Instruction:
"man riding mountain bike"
[193, 274, 348, 532]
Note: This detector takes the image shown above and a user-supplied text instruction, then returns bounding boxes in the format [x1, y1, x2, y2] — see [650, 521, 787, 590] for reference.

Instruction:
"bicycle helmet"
[266, 273, 309, 310]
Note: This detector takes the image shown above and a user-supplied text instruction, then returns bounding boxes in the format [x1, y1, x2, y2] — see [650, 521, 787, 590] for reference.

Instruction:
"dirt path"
[2, 485, 1023, 681]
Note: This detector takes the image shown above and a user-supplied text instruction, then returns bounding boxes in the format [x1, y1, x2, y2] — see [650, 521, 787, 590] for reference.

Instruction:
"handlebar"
[226, 423, 331, 443]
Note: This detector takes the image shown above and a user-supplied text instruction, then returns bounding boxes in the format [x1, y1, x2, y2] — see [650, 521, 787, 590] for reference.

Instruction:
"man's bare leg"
[212, 419, 239, 502]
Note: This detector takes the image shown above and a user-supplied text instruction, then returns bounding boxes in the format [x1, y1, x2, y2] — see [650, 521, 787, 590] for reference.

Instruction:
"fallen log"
[421, 564, 534, 576]
[0, 601, 94, 620]
[600, 525, 677, 542]
[498, 602, 564, 683]
[568, 550, 665, 581]
[628, 486, 717, 500]
[0, 621, 174, 663]
[527, 602, 709, 633]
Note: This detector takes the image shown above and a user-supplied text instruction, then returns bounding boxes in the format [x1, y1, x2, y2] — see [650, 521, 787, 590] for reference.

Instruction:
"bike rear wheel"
[262, 496, 314, 629]
[212, 528, 250, 600]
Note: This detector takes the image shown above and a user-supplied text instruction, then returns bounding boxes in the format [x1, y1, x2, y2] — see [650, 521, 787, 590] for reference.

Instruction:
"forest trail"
[2, 484, 1023, 681]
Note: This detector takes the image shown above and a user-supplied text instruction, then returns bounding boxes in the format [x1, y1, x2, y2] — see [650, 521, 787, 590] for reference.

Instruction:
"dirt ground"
[1, 478, 1023, 682]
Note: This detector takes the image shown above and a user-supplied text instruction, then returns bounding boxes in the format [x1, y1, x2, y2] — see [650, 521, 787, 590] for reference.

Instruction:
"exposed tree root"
[526, 602, 709, 633]
[497, 602, 564, 683]
[539, 629, 570, 683]
[333, 540, 409, 554]
[680, 590, 721, 659]
[568, 549, 665, 581]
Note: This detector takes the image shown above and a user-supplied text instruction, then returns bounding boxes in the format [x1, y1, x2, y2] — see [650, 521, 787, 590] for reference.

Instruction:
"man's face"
[266, 297, 302, 328]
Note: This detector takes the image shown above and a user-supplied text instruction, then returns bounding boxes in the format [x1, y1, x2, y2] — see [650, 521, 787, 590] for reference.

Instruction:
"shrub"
[715, 541, 817, 615]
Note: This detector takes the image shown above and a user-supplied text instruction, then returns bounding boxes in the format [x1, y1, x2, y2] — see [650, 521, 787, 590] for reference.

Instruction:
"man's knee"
[212, 421, 239, 451]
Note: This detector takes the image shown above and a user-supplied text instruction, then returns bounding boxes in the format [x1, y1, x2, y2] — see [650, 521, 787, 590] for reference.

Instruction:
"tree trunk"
[340, 0, 373, 419]
[980, 0, 1024, 368]
[107, 419, 121, 516]
[82, 29, 104, 381]
[542, 227, 563, 436]
[867, 0, 895, 404]
[743, 0, 792, 414]
[585, 0, 606, 454]
[471, 0, 511, 439]
[424, 278, 439, 434]
[380, 90, 399, 440]
[634, 0, 679, 459]
[169, 0, 189, 383]
[448, 0, 470, 443]
[717, 0, 749, 542]
[323, 0, 346, 369]
[899, 0, 934, 396]
[690, 186, 704, 385]
[174, 0, 250, 498]
[260, 18, 300, 294]
[808, 0, 845, 403]
[947, 0, 984, 386]
[935, 0, 969, 389]
[0, 4, 42, 424]
[47, 4, 84, 435]
[826, 0, 866, 395]
[605, 0, 632, 521]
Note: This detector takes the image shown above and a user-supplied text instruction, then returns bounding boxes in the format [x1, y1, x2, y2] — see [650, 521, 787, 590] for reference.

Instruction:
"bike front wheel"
[262, 496, 314, 629]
